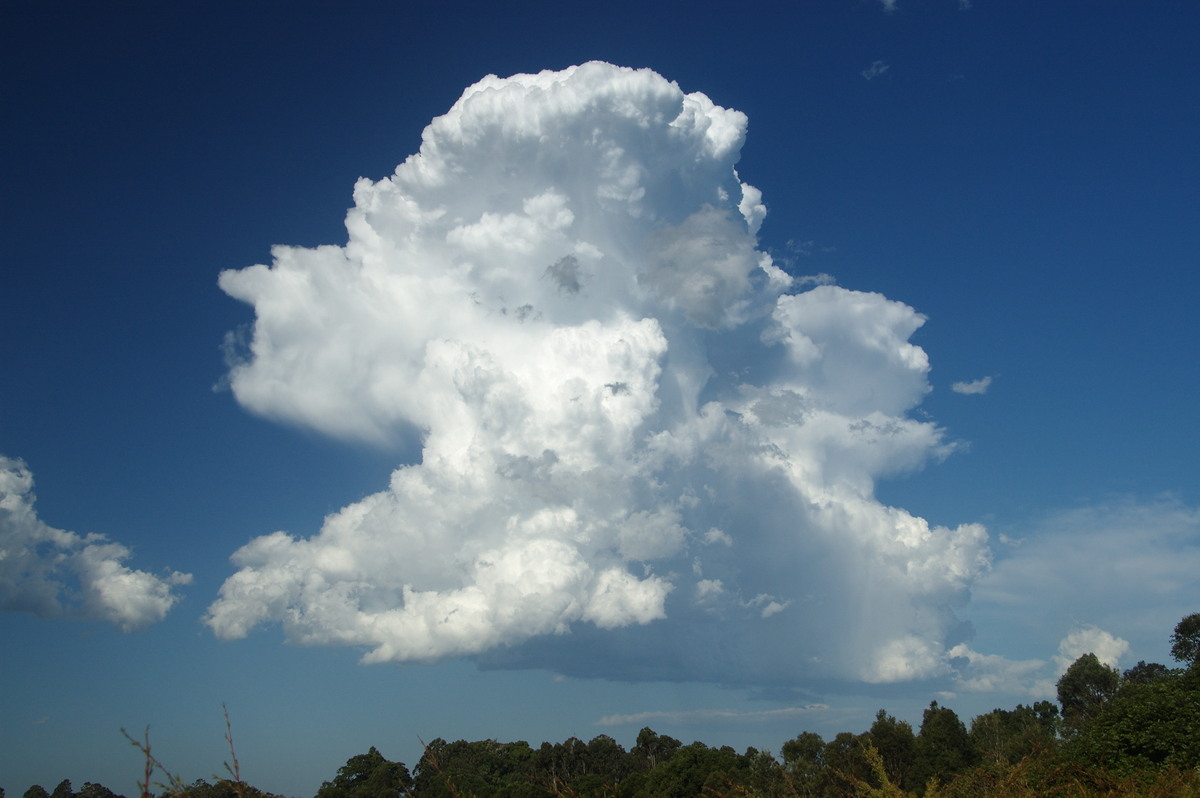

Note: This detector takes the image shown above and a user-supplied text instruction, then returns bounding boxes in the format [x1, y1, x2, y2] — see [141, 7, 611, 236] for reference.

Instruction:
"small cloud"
[861, 61, 891, 81]
[879, 0, 898, 12]
[760, 600, 787, 618]
[795, 273, 836, 288]
[959, 0, 972, 9]
[1054, 626, 1129, 673]
[952, 376, 992, 395]
[0, 455, 190, 630]
[949, 643, 1049, 696]
[702, 527, 733, 547]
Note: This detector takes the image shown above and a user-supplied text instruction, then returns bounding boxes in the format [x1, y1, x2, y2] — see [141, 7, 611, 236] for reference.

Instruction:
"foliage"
[836, 744, 914, 798]
[866, 709, 917, 790]
[1121, 660, 1172, 685]
[780, 731, 825, 797]
[76, 785, 125, 798]
[1056, 653, 1120, 738]
[1066, 666, 1200, 775]
[968, 702, 1058, 767]
[316, 746, 412, 798]
[1171, 612, 1200, 668]
[634, 741, 747, 798]
[162, 780, 285, 798]
[413, 738, 537, 797]
[909, 702, 976, 793]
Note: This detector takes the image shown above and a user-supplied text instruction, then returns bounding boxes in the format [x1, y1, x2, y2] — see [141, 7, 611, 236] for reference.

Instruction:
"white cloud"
[1053, 626, 1129, 672]
[879, 0, 899, 13]
[209, 62, 992, 687]
[947, 496, 1199, 702]
[0, 455, 190, 630]
[862, 61, 891, 80]
[974, 497, 1200, 637]
[948, 644, 1050, 696]
[951, 376, 992, 395]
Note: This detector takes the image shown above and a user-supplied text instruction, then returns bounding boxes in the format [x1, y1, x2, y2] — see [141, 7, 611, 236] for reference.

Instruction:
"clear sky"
[2, 2, 1198, 796]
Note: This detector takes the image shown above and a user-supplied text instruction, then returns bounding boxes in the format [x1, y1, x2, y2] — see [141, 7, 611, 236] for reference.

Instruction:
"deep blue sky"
[2, 2, 1198, 796]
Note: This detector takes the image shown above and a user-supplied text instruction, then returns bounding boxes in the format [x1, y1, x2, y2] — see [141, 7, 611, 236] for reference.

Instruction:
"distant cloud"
[967, 496, 1199, 693]
[1054, 626, 1129, 672]
[952, 376, 992, 395]
[948, 625, 1129, 700]
[596, 705, 829, 727]
[861, 60, 891, 81]
[209, 62, 991, 690]
[976, 498, 1200, 620]
[947, 644, 1048, 696]
[0, 455, 190, 630]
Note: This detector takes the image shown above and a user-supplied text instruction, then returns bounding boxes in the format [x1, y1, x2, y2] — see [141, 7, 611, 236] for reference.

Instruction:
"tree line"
[12, 613, 1199, 798]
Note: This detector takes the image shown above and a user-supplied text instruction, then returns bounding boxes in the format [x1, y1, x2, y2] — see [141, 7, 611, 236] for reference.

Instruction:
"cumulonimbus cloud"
[0, 455, 191, 630]
[207, 62, 991, 686]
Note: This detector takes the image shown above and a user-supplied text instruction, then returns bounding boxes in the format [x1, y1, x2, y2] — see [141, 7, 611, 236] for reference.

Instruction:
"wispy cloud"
[861, 60, 891, 81]
[596, 705, 829, 727]
[879, 0, 898, 13]
[952, 376, 992, 395]
[967, 496, 1199, 691]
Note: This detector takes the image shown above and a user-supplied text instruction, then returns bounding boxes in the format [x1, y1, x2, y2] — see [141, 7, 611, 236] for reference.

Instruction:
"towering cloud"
[208, 62, 990, 686]
[0, 455, 190, 629]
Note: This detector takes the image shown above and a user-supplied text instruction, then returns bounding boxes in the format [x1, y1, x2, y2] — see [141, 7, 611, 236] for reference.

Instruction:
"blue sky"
[2, 2, 1198, 795]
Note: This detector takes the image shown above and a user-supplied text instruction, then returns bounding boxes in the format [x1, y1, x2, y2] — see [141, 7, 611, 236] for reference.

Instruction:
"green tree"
[49, 782, 72, 798]
[1068, 666, 1200, 775]
[742, 746, 788, 797]
[1056, 653, 1120, 737]
[637, 742, 747, 798]
[780, 731, 825, 797]
[866, 709, 916, 789]
[161, 779, 283, 798]
[821, 732, 873, 797]
[1170, 612, 1200, 669]
[910, 702, 975, 793]
[630, 728, 680, 771]
[75, 784, 123, 798]
[1122, 660, 1172, 685]
[413, 738, 535, 798]
[316, 746, 412, 798]
[23, 787, 50, 798]
[968, 702, 1058, 766]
